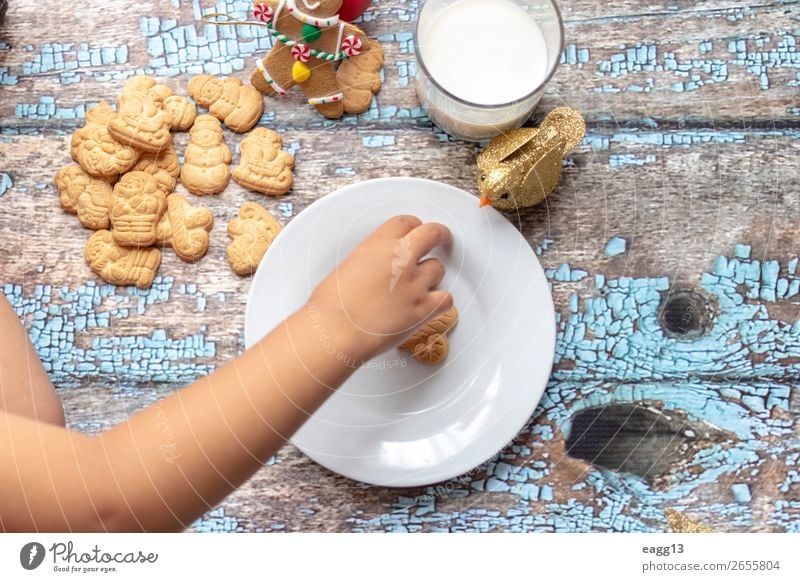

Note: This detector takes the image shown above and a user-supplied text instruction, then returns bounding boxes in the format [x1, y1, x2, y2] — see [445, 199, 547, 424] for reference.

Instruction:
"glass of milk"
[415, 0, 564, 142]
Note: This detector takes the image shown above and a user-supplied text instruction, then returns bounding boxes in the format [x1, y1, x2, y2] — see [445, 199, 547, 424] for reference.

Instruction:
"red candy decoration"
[339, 0, 372, 22]
[254, 3, 273, 23]
[291, 44, 311, 62]
[341, 35, 363, 57]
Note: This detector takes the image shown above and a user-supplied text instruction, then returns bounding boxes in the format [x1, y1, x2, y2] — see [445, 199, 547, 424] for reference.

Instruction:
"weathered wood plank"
[0, 0, 799, 128]
[5, 130, 800, 307]
[55, 379, 799, 533]
[3, 128, 800, 398]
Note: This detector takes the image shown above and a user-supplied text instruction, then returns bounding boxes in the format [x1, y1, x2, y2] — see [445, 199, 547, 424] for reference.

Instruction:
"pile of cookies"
[56, 75, 295, 288]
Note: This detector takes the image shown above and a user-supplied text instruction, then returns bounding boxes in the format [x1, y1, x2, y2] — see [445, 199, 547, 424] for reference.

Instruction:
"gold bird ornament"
[477, 107, 585, 210]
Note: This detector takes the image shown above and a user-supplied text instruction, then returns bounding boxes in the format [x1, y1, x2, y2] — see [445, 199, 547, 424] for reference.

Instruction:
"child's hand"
[306, 215, 453, 363]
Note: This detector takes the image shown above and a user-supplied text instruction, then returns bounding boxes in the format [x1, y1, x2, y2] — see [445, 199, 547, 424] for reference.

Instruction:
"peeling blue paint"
[277, 202, 294, 218]
[731, 483, 752, 503]
[377, 32, 414, 54]
[15, 97, 90, 121]
[0, 66, 19, 86]
[191, 506, 240, 532]
[583, 129, 758, 153]
[562, 43, 591, 65]
[604, 236, 627, 257]
[534, 238, 554, 257]
[575, 30, 799, 94]
[545, 263, 588, 282]
[0, 172, 12, 196]
[15, 42, 130, 85]
[350, 239, 800, 531]
[2, 279, 217, 387]
[609, 153, 657, 167]
[394, 60, 416, 86]
[285, 141, 301, 157]
[362, 135, 396, 148]
[138, 0, 271, 77]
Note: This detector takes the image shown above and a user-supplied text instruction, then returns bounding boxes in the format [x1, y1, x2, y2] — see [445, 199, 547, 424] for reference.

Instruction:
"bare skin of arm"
[0, 294, 65, 427]
[0, 216, 452, 532]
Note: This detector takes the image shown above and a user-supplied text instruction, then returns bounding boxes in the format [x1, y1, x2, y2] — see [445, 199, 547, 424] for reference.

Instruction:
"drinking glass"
[414, 0, 564, 142]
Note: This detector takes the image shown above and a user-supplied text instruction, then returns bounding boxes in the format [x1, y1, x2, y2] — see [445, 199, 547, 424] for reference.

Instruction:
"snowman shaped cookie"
[250, 0, 369, 119]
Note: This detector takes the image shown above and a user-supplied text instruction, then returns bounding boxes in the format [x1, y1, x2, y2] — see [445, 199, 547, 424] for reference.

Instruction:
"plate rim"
[244, 176, 556, 487]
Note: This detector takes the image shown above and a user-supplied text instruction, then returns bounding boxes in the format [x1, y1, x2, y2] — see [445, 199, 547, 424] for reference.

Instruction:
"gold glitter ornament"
[477, 107, 585, 210]
[665, 509, 714, 533]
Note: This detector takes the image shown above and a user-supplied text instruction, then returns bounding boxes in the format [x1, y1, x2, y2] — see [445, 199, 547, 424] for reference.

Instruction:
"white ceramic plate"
[244, 177, 555, 487]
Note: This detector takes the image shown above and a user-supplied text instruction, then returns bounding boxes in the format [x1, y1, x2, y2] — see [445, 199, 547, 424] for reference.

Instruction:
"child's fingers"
[417, 258, 446, 290]
[372, 215, 422, 239]
[425, 290, 454, 317]
[405, 223, 453, 261]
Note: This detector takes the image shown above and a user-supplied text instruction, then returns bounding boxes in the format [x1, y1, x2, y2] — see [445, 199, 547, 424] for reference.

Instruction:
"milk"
[418, 0, 549, 106]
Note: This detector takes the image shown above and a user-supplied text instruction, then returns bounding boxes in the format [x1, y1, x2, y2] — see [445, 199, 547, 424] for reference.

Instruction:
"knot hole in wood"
[564, 403, 730, 484]
[658, 289, 713, 340]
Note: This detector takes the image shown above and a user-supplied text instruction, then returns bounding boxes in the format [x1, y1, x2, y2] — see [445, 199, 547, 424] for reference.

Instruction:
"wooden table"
[1, 0, 798, 532]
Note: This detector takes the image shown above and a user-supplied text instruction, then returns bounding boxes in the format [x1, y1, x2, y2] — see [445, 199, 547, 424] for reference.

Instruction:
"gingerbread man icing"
[249, 0, 369, 119]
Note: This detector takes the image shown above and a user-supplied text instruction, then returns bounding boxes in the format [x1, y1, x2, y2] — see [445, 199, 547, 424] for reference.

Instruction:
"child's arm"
[0, 216, 452, 532]
[0, 295, 65, 426]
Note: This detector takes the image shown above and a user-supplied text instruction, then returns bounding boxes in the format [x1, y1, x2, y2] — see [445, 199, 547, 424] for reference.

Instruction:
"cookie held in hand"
[84, 230, 162, 289]
[188, 74, 264, 133]
[227, 202, 283, 275]
[180, 115, 232, 196]
[155, 194, 214, 263]
[399, 306, 459, 365]
[232, 128, 294, 196]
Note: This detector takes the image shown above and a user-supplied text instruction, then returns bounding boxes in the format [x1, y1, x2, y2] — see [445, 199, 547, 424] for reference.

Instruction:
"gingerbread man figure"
[250, 0, 368, 119]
